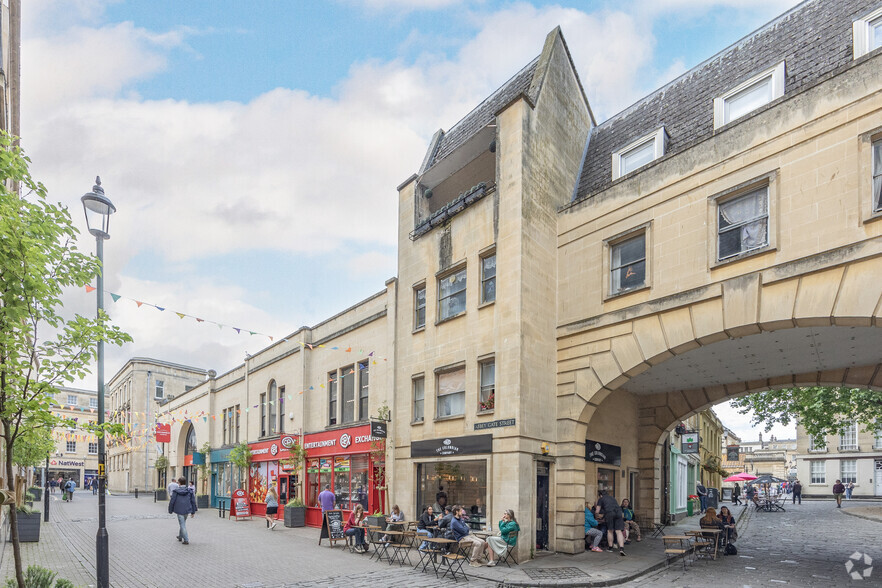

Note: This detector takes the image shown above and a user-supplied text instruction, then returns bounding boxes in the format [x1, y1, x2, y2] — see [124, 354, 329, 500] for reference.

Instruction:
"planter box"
[196, 495, 210, 509]
[155, 489, 168, 501]
[12, 511, 41, 543]
[284, 506, 306, 528]
[366, 515, 387, 528]
[28, 488, 42, 501]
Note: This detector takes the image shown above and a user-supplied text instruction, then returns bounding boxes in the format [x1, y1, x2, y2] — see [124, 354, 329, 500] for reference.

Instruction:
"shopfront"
[412, 435, 492, 530]
[47, 458, 88, 489]
[304, 424, 384, 528]
[586, 439, 622, 501]
[210, 447, 243, 509]
[248, 438, 283, 517]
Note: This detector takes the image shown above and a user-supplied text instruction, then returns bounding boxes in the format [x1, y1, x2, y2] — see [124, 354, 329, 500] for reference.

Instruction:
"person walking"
[167, 478, 179, 495]
[846, 481, 854, 500]
[696, 481, 708, 514]
[265, 484, 279, 530]
[91, 477, 98, 495]
[169, 476, 197, 545]
[792, 480, 802, 504]
[832, 479, 845, 508]
[732, 482, 742, 506]
[64, 479, 75, 502]
[318, 483, 336, 541]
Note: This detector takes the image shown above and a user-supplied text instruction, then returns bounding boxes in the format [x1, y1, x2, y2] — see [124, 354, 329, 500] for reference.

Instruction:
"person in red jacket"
[344, 504, 368, 552]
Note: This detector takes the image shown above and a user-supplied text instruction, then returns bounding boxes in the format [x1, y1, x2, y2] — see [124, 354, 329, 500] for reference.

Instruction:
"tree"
[730, 386, 882, 445]
[0, 133, 131, 587]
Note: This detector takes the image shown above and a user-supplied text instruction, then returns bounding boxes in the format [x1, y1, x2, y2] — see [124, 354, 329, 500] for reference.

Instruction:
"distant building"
[739, 433, 797, 480]
[795, 421, 882, 497]
[44, 387, 100, 489]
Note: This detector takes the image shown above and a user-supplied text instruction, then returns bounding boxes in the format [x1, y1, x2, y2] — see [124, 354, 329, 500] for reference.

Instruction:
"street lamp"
[81, 176, 116, 588]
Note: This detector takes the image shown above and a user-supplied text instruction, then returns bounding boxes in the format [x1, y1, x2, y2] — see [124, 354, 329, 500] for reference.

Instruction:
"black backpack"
[725, 543, 737, 556]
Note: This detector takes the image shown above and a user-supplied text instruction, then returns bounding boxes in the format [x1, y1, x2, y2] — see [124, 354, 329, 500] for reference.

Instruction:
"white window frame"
[67, 394, 77, 406]
[414, 283, 427, 330]
[437, 266, 467, 322]
[480, 251, 496, 305]
[154, 379, 165, 400]
[716, 186, 770, 261]
[478, 358, 495, 413]
[612, 127, 666, 180]
[809, 434, 827, 452]
[713, 62, 785, 128]
[609, 231, 647, 296]
[810, 460, 825, 484]
[839, 422, 858, 451]
[875, 423, 882, 449]
[677, 457, 688, 510]
[436, 366, 465, 419]
[853, 6, 882, 59]
[412, 376, 425, 423]
[89, 397, 98, 409]
[88, 442, 98, 455]
[873, 138, 882, 213]
[840, 459, 857, 484]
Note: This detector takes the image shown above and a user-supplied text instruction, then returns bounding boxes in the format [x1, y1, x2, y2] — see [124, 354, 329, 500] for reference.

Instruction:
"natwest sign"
[302, 425, 381, 457]
[248, 438, 281, 462]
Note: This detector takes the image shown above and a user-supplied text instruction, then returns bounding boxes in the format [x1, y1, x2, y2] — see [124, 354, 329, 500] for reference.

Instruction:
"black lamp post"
[81, 176, 116, 588]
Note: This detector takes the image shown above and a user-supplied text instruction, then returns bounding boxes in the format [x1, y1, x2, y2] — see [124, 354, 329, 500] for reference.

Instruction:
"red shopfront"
[247, 437, 299, 519]
[304, 424, 385, 528]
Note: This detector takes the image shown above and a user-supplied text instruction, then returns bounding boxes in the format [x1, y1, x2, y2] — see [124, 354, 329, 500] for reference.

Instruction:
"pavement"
[2, 491, 880, 587]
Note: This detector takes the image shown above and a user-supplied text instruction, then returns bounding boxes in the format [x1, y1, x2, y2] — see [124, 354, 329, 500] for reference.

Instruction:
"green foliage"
[286, 497, 305, 508]
[730, 386, 882, 446]
[12, 427, 54, 469]
[229, 443, 252, 469]
[154, 455, 169, 470]
[281, 441, 307, 471]
[3, 565, 73, 588]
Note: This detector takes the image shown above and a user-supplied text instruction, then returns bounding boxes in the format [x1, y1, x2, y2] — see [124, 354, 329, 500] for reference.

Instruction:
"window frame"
[479, 249, 496, 306]
[435, 364, 466, 420]
[90, 397, 98, 409]
[853, 6, 882, 59]
[478, 357, 495, 413]
[412, 376, 425, 424]
[259, 392, 267, 437]
[810, 460, 825, 484]
[358, 362, 369, 421]
[709, 172, 777, 267]
[328, 371, 338, 426]
[873, 138, 882, 213]
[267, 381, 277, 436]
[67, 394, 77, 406]
[154, 379, 165, 400]
[840, 459, 857, 484]
[88, 442, 98, 455]
[839, 422, 858, 451]
[341, 364, 356, 424]
[713, 62, 785, 129]
[66, 441, 76, 453]
[437, 264, 467, 323]
[278, 385, 285, 434]
[607, 229, 648, 297]
[612, 127, 666, 180]
[414, 283, 427, 331]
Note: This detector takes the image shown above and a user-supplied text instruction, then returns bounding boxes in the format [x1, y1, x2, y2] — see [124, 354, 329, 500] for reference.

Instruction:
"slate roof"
[426, 57, 540, 169]
[573, 0, 876, 202]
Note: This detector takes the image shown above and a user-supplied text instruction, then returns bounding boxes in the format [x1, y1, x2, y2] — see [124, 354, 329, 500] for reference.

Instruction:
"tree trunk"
[4, 421, 25, 588]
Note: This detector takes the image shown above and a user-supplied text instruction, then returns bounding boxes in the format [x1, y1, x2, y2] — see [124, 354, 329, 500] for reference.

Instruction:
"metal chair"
[499, 531, 519, 567]
[440, 540, 469, 582]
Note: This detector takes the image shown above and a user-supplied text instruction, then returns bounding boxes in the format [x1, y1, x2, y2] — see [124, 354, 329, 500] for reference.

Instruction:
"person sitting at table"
[417, 505, 435, 550]
[437, 505, 454, 530]
[699, 507, 724, 551]
[621, 498, 642, 543]
[584, 502, 604, 553]
[381, 504, 405, 542]
[717, 505, 737, 543]
[483, 509, 519, 566]
[432, 491, 448, 515]
[449, 506, 486, 567]
[344, 504, 368, 553]
[471, 497, 486, 517]
[592, 504, 608, 546]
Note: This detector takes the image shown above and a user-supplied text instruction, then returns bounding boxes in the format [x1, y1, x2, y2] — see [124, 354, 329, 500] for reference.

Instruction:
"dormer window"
[853, 6, 882, 59]
[714, 62, 785, 128]
[612, 128, 666, 180]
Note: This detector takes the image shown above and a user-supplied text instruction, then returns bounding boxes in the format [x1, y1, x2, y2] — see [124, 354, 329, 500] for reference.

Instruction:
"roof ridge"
[598, 0, 817, 128]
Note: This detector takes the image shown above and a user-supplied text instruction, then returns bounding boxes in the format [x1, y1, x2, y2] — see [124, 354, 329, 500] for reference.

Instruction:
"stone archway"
[554, 260, 882, 554]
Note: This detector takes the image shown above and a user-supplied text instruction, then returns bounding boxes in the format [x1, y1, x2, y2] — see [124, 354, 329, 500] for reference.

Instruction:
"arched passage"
[554, 261, 882, 553]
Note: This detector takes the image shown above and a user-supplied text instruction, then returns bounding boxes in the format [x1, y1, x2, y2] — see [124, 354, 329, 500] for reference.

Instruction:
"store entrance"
[536, 462, 550, 551]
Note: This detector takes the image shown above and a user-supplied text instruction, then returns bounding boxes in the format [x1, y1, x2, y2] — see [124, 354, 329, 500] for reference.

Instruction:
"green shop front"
[210, 447, 244, 509]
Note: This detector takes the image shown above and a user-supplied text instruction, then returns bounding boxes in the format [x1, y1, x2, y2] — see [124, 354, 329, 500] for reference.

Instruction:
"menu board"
[231, 488, 251, 520]
[319, 510, 345, 545]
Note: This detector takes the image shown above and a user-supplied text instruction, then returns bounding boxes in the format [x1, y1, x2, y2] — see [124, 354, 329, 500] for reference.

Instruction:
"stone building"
[122, 0, 882, 560]
[44, 387, 100, 490]
[740, 434, 798, 479]
[698, 409, 725, 490]
[105, 358, 207, 493]
[795, 421, 882, 497]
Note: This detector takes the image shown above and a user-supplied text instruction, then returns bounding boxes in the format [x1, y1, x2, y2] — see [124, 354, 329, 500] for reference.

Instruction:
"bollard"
[154, 490, 157, 503]
[135, 488, 138, 499]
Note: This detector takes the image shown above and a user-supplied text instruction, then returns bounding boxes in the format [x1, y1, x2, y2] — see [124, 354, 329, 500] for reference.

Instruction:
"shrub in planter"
[3, 564, 75, 588]
[28, 487, 42, 502]
[284, 498, 306, 528]
[11, 506, 41, 543]
[196, 495, 210, 509]
[366, 512, 388, 528]
[155, 489, 168, 501]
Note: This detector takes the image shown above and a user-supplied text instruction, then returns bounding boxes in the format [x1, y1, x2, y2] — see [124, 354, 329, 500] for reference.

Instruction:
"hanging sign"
[155, 423, 171, 443]
[230, 488, 252, 520]
[681, 432, 700, 454]
[726, 445, 740, 461]
[370, 421, 387, 439]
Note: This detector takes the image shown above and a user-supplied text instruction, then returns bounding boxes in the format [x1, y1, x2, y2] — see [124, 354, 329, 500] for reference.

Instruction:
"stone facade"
[795, 422, 882, 497]
[46, 387, 99, 490]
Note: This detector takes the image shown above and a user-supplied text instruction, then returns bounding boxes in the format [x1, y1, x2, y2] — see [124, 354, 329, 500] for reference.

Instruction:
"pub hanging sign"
[681, 432, 700, 454]
[584, 439, 622, 466]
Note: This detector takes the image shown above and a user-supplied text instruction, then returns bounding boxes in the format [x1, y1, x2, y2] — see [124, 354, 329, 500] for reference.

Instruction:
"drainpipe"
[244, 354, 251, 440]
[146, 371, 151, 491]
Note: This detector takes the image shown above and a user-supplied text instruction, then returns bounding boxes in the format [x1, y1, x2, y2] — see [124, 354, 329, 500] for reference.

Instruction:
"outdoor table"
[688, 529, 722, 560]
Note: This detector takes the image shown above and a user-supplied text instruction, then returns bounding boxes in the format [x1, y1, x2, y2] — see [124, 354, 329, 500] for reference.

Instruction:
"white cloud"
[715, 401, 796, 442]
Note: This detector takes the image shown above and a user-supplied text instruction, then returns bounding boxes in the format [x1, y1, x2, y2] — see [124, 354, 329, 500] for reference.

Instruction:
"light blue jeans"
[417, 528, 433, 550]
[177, 514, 189, 543]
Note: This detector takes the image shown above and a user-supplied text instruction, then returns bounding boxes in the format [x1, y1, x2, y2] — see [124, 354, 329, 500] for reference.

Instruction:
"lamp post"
[81, 176, 116, 588]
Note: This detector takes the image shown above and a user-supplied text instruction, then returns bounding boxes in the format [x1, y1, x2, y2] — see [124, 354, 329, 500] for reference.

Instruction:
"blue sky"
[23, 0, 802, 440]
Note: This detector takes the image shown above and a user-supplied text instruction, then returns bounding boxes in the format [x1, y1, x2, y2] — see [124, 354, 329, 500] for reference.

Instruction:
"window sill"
[435, 312, 466, 326]
[477, 409, 495, 416]
[864, 210, 882, 224]
[711, 245, 775, 269]
[412, 326, 426, 334]
[478, 300, 495, 310]
[434, 414, 465, 423]
[838, 447, 860, 452]
[604, 284, 649, 302]
[411, 419, 425, 426]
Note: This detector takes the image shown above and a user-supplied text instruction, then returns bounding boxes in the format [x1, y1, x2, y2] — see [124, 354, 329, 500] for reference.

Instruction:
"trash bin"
[687, 500, 694, 516]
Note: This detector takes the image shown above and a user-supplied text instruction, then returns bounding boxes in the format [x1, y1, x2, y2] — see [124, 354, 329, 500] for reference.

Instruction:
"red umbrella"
[724, 472, 757, 482]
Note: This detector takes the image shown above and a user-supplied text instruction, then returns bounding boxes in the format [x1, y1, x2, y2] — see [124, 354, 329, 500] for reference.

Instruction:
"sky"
[23, 0, 804, 442]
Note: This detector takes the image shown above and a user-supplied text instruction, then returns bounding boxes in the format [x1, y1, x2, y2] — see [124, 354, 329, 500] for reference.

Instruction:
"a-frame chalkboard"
[319, 509, 346, 546]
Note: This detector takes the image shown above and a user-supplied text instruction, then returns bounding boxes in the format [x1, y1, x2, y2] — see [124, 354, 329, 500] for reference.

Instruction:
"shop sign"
[249, 438, 282, 462]
[302, 425, 381, 457]
[410, 434, 493, 458]
[155, 423, 171, 443]
[474, 418, 515, 431]
[370, 421, 387, 439]
[681, 432, 700, 454]
[231, 488, 251, 520]
[726, 445, 740, 461]
[584, 440, 622, 466]
[210, 447, 233, 462]
[49, 459, 85, 468]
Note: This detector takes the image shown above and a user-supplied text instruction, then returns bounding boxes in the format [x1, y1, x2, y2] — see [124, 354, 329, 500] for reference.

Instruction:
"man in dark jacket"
[792, 480, 802, 505]
[169, 476, 197, 544]
[832, 479, 845, 508]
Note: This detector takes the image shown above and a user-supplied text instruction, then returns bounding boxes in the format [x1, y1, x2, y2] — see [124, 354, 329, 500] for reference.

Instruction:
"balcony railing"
[837, 444, 859, 452]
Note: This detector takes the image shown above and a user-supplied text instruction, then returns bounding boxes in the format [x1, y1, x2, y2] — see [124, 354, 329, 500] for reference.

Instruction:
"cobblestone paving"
[624, 499, 882, 587]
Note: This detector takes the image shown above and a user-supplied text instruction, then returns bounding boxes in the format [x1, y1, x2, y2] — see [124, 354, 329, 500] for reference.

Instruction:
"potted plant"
[27, 486, 42, 502]
[11, 505, 41, 543]
[284, 497, 307, 527]
[366, 510, 387, 528]
[196, 442, 211, 509]
[154, 455, 169, 500]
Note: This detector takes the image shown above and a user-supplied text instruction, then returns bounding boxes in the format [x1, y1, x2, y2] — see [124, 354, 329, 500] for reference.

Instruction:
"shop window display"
[417, 460, 486, 528]
[249, 461, 279, 505]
